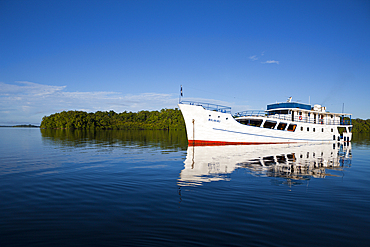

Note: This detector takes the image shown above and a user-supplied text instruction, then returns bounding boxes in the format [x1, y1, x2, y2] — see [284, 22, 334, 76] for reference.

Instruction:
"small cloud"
[262, 60, 279, 65]
[261, 51, 265, 56]
[249, 55, 258, 61]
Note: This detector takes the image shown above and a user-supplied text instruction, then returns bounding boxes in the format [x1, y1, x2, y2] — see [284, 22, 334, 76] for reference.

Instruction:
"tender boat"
[178, 97, 352, 145]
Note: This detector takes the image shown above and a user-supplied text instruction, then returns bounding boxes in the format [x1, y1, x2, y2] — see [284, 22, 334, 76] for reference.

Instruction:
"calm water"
[1, 128, 369, 247]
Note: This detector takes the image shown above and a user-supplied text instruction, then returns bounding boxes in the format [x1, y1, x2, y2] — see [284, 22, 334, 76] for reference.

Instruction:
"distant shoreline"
[0, 124, 40, 128]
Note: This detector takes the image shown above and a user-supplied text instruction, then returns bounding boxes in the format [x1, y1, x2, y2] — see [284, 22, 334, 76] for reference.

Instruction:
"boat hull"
[179, 103, 346, 145]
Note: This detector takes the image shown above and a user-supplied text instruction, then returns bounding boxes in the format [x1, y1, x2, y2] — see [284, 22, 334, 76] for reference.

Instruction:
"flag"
[180, 85, 183, 97]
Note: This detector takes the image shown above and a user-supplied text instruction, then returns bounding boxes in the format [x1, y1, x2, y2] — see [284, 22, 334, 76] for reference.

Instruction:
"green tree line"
[40, 108, 185, 130]
[352, 118, 370, 133]
[41, 109, 370, 133]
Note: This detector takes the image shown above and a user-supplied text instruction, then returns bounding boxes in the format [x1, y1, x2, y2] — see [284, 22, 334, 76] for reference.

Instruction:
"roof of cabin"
[267, 102, 312, 111]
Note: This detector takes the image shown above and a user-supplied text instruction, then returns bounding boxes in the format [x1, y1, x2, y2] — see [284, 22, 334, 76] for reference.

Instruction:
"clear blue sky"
[1, 0, 369, 125]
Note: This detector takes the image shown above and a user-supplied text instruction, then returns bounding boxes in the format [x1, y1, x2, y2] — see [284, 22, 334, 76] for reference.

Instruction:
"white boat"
[178, 97, 352, 145]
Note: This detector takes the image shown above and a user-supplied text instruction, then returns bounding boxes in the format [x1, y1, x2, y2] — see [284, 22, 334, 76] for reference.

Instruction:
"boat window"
[322, 128, 324, 132]
[313, 128, 315, 132]
[287, 124, 297, 132]
[337, 127, 346, 135]
[277, 122, 287, 130]
[268, 110, 289, 115]
[331, 128, 333, 132]
[236, 119, 263, 127]
[307, 127, 309, 131]
[263, 121, 277, 129]
[226, 118, 228, 120]
[301, 127, 303, 131]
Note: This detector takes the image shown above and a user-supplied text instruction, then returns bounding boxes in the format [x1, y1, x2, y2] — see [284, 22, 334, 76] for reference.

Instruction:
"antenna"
[342, 103, 344, 113]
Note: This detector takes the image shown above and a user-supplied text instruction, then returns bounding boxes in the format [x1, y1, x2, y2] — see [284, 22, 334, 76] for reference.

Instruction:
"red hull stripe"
[188, 140, 295, 146]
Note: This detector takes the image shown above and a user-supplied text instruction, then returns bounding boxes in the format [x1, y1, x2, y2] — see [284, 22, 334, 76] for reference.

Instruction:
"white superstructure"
[178, 98, 352, 145]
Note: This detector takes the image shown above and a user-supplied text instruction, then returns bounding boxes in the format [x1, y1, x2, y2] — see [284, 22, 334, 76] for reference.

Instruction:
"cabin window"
[268, 110, 289, 115]
[322, 128, 324, 132]
[331, 128, 333, 132]
[331, 115, 333, 118]
[301, 127, 303, 131]
[337, 127, 346, 135]
[287, 124, 297, 132]
[263, 121, 277, 129]
[277, 122, 287, 130]
[307, 127, 309, 131]
[237, 119, 263, 127]
[313, 128, 315, 132]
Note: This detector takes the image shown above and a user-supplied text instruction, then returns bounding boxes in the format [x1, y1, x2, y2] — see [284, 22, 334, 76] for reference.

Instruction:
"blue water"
[0, 128, 369, 247]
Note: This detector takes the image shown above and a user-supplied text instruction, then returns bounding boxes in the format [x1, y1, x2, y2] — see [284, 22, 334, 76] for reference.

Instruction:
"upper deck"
[179, 100, 352, 126]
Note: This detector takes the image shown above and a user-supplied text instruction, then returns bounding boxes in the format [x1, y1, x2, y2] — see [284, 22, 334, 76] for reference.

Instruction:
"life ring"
[299, 116, 302, 120]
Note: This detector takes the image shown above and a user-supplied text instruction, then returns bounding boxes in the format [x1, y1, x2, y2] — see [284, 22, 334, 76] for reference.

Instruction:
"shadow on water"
[178, 142, 352, 187]
[40, 129, 189, 151]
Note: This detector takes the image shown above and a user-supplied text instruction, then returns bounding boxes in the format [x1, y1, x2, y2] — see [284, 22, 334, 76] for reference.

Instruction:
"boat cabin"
[234, 98, 352, 140]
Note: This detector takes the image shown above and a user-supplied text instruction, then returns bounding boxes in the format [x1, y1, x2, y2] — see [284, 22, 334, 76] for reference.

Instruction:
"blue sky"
[1, 0, 369, 125]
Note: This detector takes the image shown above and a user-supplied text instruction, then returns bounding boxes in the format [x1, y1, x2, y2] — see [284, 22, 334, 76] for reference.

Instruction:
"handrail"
[234, 111, 352, 126]
[180, 101, 232, 114]
[234, 110, 266, 117]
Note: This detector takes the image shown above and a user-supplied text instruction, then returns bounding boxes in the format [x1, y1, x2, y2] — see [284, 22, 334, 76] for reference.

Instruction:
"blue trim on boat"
[213, 128, 331, 142]
[267, 102, 311, 111]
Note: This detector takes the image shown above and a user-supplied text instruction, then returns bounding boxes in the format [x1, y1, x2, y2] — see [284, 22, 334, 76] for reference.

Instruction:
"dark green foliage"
[352, 118, 370, 133]
[40, 108, 185, 130]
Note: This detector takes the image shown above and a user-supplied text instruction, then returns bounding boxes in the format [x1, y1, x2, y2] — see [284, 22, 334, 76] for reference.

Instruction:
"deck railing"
[234, 111, 352, 126]
[180, 101, 232, 114]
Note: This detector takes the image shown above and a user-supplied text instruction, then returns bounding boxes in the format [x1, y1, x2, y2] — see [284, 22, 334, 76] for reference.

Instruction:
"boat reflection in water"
[178, 143, 352, 187]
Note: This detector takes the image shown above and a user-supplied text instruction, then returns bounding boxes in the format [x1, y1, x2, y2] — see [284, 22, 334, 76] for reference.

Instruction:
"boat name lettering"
[208, 118, 221, 123]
